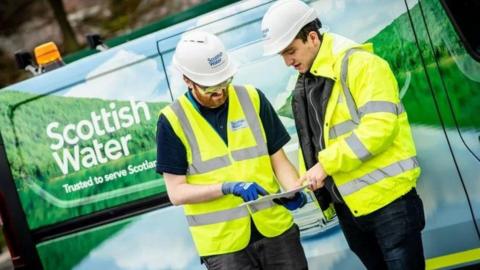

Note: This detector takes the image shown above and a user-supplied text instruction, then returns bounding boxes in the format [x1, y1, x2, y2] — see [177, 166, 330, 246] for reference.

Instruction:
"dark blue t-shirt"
[156, 89, 290, 175]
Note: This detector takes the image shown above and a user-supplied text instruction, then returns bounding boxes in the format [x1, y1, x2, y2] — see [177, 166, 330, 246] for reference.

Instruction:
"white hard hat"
[261, 0, 318, 56]
[172, 31, 237, 86]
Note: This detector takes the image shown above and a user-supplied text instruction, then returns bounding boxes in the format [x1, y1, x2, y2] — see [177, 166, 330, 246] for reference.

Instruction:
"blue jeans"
[201, 224, 308, 270]
[334, 188, 425, 270]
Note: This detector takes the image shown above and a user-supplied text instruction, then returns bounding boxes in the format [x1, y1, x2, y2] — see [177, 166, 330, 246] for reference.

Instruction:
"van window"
[440, 0, 480, 61]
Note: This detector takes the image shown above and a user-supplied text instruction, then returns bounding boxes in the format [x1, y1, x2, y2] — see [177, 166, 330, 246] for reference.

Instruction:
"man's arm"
[270, 148, 302, 190]
[157, 115, 224, 205]
[164, 174, 269, 205]
[256, 89, 303, 190]
[164, 173, 223, 205]
[158, 103, 268, 205]
[270, 148, 309, 210]
[318, 52, 401, 176]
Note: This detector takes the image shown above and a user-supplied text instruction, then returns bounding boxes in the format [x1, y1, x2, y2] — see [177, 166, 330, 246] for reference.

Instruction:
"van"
[0, 0, 479, 269]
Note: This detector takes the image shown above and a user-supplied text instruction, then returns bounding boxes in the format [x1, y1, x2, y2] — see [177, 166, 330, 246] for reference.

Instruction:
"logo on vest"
[230, 119, 248, 131]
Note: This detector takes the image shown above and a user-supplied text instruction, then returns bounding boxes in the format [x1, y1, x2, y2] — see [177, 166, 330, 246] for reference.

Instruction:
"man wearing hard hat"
[156, 30, 308, 269]
[261, 0, 426, 269]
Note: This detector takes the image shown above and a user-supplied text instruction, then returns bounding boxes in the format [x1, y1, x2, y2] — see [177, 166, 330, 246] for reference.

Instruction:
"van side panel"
[0, 0, 479, 269]
[0, 48, 172, 230]
[419, 0, 480, 233]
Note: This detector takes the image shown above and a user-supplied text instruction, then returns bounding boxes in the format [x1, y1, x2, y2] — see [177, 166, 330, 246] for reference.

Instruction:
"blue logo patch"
[230, 119, 248, 131]
[207, 52, 223, 67]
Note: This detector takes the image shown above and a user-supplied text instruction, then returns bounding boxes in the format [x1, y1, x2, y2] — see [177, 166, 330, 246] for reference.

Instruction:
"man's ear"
[308, 31, 320, 46]
[183, 75, 194, 88]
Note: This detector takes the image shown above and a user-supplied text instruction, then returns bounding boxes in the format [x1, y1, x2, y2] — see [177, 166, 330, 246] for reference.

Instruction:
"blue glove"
[273, 192, 307, 211]
[222, 182, 269, 202]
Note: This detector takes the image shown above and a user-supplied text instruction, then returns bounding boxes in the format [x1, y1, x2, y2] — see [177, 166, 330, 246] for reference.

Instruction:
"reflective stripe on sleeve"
[337, 157, 419, 196]
[329, 101, 405, 140]
[329, 120, 356, 139]
[340, 49, 361, 124]
[345, 133, 372, 161]
[358, 101, 404, 117]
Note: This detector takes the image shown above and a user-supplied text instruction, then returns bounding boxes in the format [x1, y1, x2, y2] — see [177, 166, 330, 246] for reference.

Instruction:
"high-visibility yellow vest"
[161, 84, 293, 256]
[301, 33, 421, 217]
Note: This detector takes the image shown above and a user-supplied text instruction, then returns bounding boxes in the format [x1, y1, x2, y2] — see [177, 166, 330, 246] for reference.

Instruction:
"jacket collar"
[309, 33, 336, 80]
[309, 33, 372, 80]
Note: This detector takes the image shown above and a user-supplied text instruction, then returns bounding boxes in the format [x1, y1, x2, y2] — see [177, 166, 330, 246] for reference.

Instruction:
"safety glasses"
[197, 77, 233, 94]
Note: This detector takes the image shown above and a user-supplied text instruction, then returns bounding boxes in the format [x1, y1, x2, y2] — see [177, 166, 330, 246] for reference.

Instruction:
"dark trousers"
[334, 188, 426, 270]
[202, 224, 308, 270]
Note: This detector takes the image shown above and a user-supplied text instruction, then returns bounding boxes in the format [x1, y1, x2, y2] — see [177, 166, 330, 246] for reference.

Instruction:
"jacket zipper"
[307, 84, 343, 203]
[308, 88, 323, 150]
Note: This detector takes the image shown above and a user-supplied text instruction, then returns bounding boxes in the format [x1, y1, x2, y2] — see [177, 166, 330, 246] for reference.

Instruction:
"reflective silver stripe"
[189, 156, 231, 175]
[340, 49, 361, 124]
[232, 147, 263, 161]
[186, 206, 249, 227]
[171, 101, 231, 174]
[329, 102, 405, 140]
[345, 133, 372, 161]
[231, 86, 268, 161]
[248, 200, 276, 213]
[332, 49, 405, 141]
[329, 120, 356, 139]
[358, 101, 404, 117]
[171, 85, 268, 174]
[338, 157, 419, 196]
[186, 200, 277, 227]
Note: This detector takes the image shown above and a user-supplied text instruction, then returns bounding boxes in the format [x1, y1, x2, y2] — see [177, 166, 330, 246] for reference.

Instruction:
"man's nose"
[282, 55, 293, 66]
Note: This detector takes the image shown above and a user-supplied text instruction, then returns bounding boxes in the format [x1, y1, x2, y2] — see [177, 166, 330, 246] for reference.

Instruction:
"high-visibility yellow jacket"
[303, 33, 421, 217]
[160, 85, 293, 256]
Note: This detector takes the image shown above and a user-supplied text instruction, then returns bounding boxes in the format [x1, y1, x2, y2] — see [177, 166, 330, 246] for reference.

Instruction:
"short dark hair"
[295, 19, 322, 42]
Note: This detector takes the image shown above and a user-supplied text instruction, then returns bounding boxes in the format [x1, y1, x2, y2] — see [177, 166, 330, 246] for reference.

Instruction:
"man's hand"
[222, 182, 269, 202]
[274, 192, 307, 211]
[300, 162, 327, 191]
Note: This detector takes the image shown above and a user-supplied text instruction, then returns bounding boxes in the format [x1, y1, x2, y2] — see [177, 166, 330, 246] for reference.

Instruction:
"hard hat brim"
[262, 8, 317, 56]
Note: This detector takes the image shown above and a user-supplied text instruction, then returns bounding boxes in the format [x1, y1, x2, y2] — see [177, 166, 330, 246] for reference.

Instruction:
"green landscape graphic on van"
[0, 91, 168, 229]
[32, 0, 480, 268]
[0, 0, 479, 268]
[278, 0, 479, 131]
